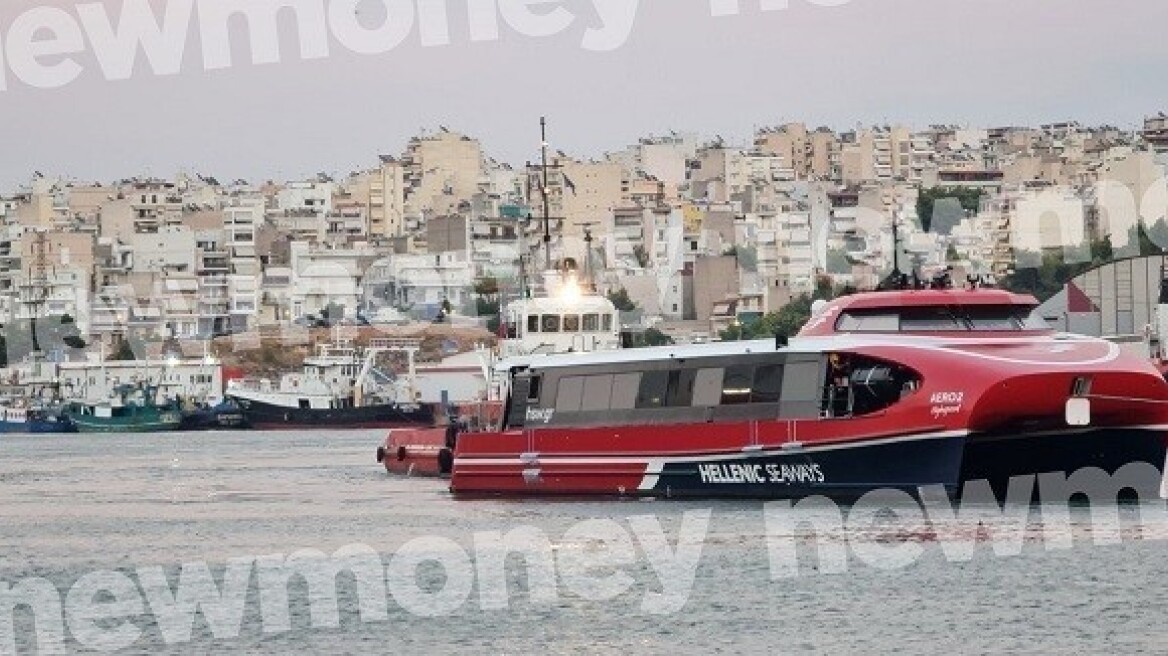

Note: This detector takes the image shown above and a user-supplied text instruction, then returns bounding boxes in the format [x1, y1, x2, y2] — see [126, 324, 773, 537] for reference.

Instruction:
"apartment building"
[402, 129, 485, 218]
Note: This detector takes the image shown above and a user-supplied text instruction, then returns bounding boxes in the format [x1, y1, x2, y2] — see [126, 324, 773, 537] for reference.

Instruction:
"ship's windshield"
[836, 305, 1048, 332]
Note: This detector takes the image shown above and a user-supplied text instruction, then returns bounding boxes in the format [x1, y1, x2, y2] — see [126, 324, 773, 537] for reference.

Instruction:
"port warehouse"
[1037, 255, 1168, 346]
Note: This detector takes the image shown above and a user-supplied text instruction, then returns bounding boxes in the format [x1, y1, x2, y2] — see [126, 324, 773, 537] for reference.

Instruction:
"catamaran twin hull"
[449, 335, 1168, 500]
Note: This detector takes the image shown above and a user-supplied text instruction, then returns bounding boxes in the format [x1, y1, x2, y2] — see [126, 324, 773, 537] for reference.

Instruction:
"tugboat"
[446, 275, 1168, 499]
[66, 384, 183, 433]
[378, 116, 623, 476]
[377, 274, 620, 476]
[227, 338, 433, 429]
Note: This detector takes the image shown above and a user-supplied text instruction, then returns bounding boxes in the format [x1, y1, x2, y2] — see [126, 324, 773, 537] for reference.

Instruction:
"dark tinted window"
[720, 365, 754, 405]
[666, 370, 696, 407]
[900, 307, 962, 331]
[751, 365, 783, 403]
[636, 370, 670, 408]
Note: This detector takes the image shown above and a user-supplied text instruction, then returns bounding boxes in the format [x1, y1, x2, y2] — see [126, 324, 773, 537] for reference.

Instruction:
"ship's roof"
[826, 288, 1038, 311]
[502, 331, 1102, 372]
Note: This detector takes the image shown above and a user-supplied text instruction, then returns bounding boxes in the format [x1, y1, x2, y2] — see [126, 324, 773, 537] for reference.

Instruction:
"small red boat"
[378, 402, 503, 477]
[446, 285, 1168, 499]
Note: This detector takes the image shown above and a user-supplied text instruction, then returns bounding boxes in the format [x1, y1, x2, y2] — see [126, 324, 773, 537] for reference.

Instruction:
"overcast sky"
[1, 0, 1166, 191]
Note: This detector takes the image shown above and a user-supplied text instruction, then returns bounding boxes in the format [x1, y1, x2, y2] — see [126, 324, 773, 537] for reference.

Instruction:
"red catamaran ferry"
[446, 285, 1168, 498]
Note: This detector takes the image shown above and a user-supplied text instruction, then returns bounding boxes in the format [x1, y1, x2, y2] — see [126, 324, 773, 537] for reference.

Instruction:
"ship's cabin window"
[824, 353, 921, 418]
[720, 365, 754, 405]
[527, 315, 540, 334]
[603, 314, 614, 332]
[635, 370, 696, 409]
[836, 311, 898, 332]
[564, 314, 580, 332]
[541, 315, 561, 333]
[836, 305, 1048, 333]
[900, 307, 963, 331]
[582, 314, 600, 331]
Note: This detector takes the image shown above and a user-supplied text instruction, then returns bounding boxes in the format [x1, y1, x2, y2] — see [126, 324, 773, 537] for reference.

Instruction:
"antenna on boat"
[580, 221, 596, 292]
[891, 214, 902, 282]
[539, 116, 553, 271]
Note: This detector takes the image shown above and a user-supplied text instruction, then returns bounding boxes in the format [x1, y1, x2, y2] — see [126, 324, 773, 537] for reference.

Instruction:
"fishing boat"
[0, 401, 76, 434]
[227, 338, 433, 429]
[445, 279, 1168, 499]
[178, 399, 247, 431]
[66, 384, 183, 433]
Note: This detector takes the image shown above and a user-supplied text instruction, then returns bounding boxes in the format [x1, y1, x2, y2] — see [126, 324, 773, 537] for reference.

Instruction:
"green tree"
[473, 276, 502, 333]
[606, 287, 637, 312]
[632, 245, 651, 268]
[633, 327, 674, 347]
[946, 243, 960, 262]
[473, 277, 500, 299]
[111, 338, 137, 361]
[726, 245, 758, 272]
[718, 290, 843, 342]
[917, 187, 983, 233]
[826, 248, 851, 274]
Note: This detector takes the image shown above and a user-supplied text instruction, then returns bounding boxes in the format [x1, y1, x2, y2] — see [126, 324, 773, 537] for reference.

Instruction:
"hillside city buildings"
[3, 114, 1168, 356]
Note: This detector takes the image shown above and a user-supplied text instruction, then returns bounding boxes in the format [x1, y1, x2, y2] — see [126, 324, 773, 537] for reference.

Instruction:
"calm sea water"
[1, 430, 1166, 654]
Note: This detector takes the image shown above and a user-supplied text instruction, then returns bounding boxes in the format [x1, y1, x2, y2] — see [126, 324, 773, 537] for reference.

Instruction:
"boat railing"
[227, 378, 275, 393]
[368, 338, 423, 352]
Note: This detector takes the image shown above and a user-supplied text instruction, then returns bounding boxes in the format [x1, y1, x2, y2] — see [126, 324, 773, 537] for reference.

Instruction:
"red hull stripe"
[454, 428, 971, 467]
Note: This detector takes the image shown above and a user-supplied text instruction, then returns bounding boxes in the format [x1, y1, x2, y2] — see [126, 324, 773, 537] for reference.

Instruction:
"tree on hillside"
[718, 283, 849, 342]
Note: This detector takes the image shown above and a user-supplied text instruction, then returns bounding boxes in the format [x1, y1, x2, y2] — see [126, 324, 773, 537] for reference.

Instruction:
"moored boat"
[446, 284, 1168, 499]
[228, 338, 434, 430]
[179, 399, 247, 431]
[0, 402, 77, 434]
[66, 384, 183, 433]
